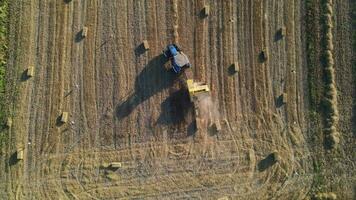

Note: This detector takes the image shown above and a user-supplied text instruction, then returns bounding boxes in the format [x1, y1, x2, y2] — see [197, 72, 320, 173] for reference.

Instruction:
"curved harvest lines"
[5, 0, 313, 199]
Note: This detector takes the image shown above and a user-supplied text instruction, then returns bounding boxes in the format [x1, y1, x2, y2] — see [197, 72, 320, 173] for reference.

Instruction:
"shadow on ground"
[157, 89, 192, 125]
[75, 30, 85, 43]
[275, 94, 285, 108]
[135, 43, 149, 56]
[8, 152, 19, 166]
[116, 55, 180, 119]
[258, 154, 278, 171]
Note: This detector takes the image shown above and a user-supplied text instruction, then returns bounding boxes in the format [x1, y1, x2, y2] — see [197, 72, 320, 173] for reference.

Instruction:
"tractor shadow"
[116, 55, 179, 119]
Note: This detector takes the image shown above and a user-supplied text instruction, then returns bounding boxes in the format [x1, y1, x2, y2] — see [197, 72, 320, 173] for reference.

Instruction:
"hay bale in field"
[101, 162, 110, 168]
[17, 148, 24, 160]
[26, 66, 34, 78]
[82, 26, 88, 38]
[6, 118, 12, 128]
[202, 5, 210, 17]
[233, 62, 239, 73]
[281, 93, 287, 104]
[60, 112, 68, 123]
[109, 162, 122, 169]
[315, 192, 337, 200]
[142, 40, 149, 50]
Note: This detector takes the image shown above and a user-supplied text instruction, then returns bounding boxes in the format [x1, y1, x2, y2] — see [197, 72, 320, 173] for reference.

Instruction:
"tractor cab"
[163, 44, 191, 73]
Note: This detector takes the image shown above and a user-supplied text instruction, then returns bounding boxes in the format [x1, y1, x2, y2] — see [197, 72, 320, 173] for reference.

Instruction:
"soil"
[0, 0, 354, 199]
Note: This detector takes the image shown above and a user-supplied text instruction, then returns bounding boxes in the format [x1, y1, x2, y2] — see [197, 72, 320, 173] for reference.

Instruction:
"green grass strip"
[0, 0, 8, 151]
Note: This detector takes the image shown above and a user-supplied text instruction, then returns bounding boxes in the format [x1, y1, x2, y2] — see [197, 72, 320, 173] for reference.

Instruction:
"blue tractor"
[163, 44, 191, 73]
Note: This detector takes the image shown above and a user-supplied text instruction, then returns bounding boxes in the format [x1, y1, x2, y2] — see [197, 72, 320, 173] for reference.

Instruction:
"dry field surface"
[0, 0, 354, 199]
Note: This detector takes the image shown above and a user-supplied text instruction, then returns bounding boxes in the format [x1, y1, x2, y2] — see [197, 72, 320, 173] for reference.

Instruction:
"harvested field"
[0, 0, 354, 199]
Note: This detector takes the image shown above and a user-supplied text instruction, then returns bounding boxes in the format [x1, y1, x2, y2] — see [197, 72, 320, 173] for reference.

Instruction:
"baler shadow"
[157, 89, 192, 125]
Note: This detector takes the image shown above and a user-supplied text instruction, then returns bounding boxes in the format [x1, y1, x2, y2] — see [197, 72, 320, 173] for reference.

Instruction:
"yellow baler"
[186, 79, 210, 101]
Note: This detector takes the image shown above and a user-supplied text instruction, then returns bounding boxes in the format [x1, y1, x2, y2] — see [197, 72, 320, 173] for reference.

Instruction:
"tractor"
[163, 44, 191, 73]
